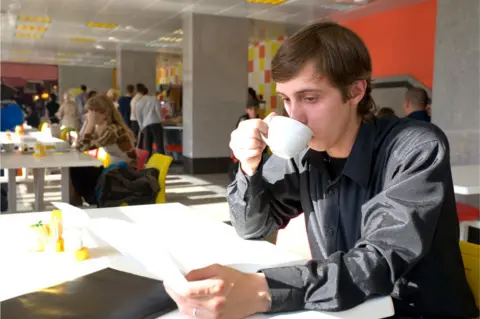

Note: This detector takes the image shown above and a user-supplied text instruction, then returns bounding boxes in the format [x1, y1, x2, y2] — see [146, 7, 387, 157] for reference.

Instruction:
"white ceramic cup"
[262, 116, 312, 159]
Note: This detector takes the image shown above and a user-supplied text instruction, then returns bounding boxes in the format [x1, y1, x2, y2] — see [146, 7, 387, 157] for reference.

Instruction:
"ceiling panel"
[0, 0, 409, 67]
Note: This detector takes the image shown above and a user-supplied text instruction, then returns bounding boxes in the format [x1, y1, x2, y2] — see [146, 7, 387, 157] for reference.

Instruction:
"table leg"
[7, 169, 17, 214]
[60, 167, 70, 204]
[33, 168, 45, 211]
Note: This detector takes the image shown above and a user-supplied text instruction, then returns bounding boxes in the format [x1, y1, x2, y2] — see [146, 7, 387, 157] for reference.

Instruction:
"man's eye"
[303, 97, 318, 103]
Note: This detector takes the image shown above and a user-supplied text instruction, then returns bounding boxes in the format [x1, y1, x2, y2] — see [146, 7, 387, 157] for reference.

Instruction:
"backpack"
[96, 166, 160, 208]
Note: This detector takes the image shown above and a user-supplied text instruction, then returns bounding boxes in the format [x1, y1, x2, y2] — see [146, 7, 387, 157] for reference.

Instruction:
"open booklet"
[52, 202, 394, 319]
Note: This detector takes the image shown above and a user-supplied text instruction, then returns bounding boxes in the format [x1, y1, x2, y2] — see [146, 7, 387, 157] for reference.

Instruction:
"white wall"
[58, 65, 113, 101]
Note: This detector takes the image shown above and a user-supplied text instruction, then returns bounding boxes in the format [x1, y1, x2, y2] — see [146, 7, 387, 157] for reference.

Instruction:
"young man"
[164, 22, 478, 319]
[403, 87, 431, 122]
[75, 84, 88, 122]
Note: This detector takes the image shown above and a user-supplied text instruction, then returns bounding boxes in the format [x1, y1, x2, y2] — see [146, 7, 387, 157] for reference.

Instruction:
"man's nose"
[289, 105, 308, 125]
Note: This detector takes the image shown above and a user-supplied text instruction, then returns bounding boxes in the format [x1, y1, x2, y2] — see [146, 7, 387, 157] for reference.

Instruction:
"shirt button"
[326, 228, 335, 236]
[327, 189, 335, 196]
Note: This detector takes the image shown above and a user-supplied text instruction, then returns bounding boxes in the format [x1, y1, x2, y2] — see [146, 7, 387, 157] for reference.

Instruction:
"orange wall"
[341, 0, 437, 88]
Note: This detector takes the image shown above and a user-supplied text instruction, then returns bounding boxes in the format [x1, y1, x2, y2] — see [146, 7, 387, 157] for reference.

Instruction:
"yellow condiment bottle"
[49, 210, 64, 252]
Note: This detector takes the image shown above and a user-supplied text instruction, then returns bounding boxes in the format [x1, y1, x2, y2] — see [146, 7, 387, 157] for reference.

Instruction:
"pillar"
[182, 13, 249, 174]
[116, 49, 157, 95]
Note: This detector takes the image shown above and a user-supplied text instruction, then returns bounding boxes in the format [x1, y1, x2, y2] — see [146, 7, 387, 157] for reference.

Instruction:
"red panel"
[259, 45, 265, 58]
[248, 60, 254, 73]
[265, 70, 271, 83]
[270, 96, 277, 109]
[0, 62, 58, 81]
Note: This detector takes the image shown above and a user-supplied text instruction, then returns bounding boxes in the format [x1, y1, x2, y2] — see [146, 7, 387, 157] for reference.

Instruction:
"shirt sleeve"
[260, 139, 451, 312]
[227, 155, 303, 239]
[76, 124, 118, 152]
[136, 99, 144, 129]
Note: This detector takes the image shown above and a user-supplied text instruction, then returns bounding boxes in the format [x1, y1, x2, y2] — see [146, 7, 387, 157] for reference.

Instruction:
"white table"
[0, 151, 102, 213]
[0, 203, 393, 318]
[451, 165, 480, 195]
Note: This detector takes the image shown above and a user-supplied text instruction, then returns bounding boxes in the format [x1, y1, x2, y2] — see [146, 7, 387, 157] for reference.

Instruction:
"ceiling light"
[246, 0, 287, 4]
[12, 50, 33, 55]
[17, 15, 51, 23]
[94, 44, 105, 50]
[87, 22, 117, 29]
[57, 52, 76, 57]
[15, 32, 43, 39]
[17, 25, 47, 32]
[146, 41, 168, 48]
[71, 37, 97, 43]
[173, 29, 183, 35]
[107, 36, 119, 42]
[175, 38, 182, 42]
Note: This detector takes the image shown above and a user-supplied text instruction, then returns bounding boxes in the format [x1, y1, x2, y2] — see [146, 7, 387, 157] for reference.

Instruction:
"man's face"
[276, 62, 361, 152]
[246, 107, 257, 119]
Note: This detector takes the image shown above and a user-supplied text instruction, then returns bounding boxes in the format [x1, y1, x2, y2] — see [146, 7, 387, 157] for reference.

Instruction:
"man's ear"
[348, 80, 367, 106]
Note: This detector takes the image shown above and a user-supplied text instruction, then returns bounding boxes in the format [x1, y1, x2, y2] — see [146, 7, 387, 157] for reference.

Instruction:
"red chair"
[135, 148, 149, 171]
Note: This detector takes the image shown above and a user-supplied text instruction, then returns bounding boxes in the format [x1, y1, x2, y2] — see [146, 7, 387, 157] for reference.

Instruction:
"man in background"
[118, 84, 134, 126]
[75, 85, 88, 122]
[403, 87, 431, 122]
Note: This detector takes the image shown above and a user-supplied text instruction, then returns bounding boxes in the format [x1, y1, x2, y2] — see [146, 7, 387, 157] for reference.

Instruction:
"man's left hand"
[164, 264, 271, 319]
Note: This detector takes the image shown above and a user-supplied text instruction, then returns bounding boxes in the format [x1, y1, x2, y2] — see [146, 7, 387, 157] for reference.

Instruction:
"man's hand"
[229, 112, 277, 176]
[164, 264, 271, 319]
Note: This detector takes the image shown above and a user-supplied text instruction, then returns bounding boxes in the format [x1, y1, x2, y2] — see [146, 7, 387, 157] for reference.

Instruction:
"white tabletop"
[0, 150, 102, 169]
[0, 203, 393, 319]
[451, 165, 480, 195]
[0, 131, 66, 146]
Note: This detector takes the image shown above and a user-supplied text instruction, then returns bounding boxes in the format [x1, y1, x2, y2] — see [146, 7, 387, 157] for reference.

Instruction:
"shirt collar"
[301, 121, 375, 188]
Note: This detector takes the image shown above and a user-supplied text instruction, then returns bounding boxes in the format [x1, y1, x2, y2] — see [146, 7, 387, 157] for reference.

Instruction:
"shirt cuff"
[260, 266, 306, 313]
[234, 163, 263, 196]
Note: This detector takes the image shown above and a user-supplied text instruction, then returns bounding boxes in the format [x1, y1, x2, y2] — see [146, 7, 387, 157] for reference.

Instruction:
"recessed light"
[108, 36, 119, 41]
[17, 25, 47, 32]
[15, 32, 43, 39]
[95, 44, 105, 50]
[17, 15, 52, 23]
[71, 37, 97, 43]
[87, 22, 117, 29]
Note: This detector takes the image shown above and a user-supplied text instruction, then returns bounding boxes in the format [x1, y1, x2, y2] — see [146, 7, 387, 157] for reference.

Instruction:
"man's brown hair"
[272, 21, 376, 120]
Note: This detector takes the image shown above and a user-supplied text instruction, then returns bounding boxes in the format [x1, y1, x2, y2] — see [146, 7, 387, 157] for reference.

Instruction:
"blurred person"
[70, 94, 136, 206]
[106, 88, 119, 108]
[403, 87, 431, 122]
[75, 85, 88, 122]
[247, 87, 260, 108]
[57, 92, 81, 132]
[0, 97, 24, 131]
[24, 106, 40, 129]
[236, 104, 260, 128]
[130, 83, 146, 138]
[87, 90, 97, 101]
[376, 106, 396, 117]
[135, 85, 165, 157]
[117, 84, 135, 126]
[45, 93, 60, 124]
[166, 22, 478, 319]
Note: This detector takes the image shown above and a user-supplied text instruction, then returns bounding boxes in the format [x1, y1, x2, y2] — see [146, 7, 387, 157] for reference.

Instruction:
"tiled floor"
[5, 166, 232, 222]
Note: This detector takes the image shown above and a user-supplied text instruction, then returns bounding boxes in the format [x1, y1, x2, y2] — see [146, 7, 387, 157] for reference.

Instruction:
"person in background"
[117, 84, 134, 126]
[57, 92, 81, 132]
[24, 106, 41, 129]
[130, 83, 145, 138]
[135, 84, 165, 157]
[0, 97, 24, 131]
[403, 87, 431, 122]
[75, 85, 88, 122]
[106, 89, 119, 109]
[45, 93, 60, 124]
[376, 106, 396, 117]
[70, 94, 136, 206]
[236, 104, 260, 128]
[166, 22, 478, 319]
[248, 87, 260, 108]
[87, 90, 97, 101]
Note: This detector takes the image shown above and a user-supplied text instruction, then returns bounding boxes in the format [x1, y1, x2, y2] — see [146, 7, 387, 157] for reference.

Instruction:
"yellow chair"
[460, 240, 480, 308]
[146, 153, 173, 204]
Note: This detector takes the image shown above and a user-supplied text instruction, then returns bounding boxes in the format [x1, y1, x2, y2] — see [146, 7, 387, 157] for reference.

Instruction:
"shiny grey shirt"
[227, 116, 478, 318]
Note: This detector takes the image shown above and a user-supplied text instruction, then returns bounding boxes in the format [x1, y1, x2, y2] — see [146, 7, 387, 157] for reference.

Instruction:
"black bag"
[96, 166, 160, 208]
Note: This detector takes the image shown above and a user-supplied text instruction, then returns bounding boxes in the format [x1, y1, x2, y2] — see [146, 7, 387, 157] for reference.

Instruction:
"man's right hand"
[229, 113, 276, 176]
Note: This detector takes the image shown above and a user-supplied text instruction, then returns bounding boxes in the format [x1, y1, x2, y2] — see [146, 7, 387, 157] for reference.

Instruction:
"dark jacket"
[96, 166, 160, 208]
[227, 116, 478, 317]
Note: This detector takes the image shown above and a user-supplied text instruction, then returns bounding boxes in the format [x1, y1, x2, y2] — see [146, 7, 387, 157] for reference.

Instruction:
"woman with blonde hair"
[106, 88, 119, 108]
[57, 92, 81, 132]
[70, 94, 137, 206]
